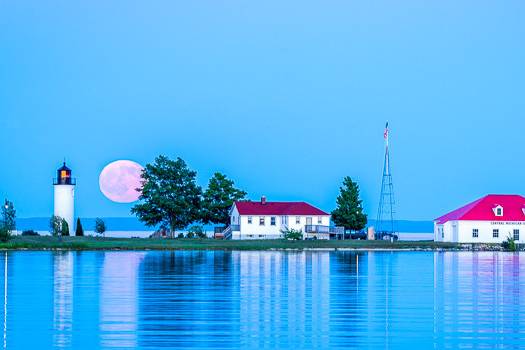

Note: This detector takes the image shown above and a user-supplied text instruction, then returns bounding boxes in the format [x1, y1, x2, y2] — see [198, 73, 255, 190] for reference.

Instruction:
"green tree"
[49, 215, 62, 236]
[201, 172, 247, 225]
[95, 218, 106, 237]
[131, 155, 202, 238]
[331, 177, 367, 231]
[60, 218, 70, 236]
[75, 218, 84, 236]
[1, 199, 16, 242]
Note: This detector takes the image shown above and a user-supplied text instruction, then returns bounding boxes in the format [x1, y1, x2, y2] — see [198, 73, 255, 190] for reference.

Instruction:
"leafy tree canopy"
[201, 172, 247, 225]
[131, 155, 202, 237]
[331, 177, 367, 231]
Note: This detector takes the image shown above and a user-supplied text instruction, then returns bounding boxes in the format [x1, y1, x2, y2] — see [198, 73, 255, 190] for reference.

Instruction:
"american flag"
[384, 122, 389, 139]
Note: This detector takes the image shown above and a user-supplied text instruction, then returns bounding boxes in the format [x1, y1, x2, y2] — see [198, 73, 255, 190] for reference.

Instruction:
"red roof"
[234, 201, 329, 216]
[435, 194, 525, 224]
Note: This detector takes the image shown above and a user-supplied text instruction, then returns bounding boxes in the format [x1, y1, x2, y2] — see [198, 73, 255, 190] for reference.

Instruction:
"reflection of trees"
[329, 251, 366, 347]
[138, 251, 238, 349]
[136, 251, 368, 348]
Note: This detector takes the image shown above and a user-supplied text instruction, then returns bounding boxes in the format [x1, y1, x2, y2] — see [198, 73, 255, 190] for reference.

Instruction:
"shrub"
[21, 230, 40, 236]
[49, 215, 62, 236]
[281, 228, 303, 240]
[177, 232, 185, 239]
[186, 231, 195, 239]
[502, 235, 517, 252]
[188, 225, 206, 239]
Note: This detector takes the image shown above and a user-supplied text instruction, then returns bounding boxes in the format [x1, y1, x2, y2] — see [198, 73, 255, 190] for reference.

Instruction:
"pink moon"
[99, 160, 143, 203]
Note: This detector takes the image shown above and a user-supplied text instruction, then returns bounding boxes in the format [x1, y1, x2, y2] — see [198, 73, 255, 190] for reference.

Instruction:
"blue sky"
[1, 0, 524, 220]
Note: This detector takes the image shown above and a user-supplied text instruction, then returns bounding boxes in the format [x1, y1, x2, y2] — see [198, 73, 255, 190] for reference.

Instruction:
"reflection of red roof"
[435, 194, 525, 224]
[234, 201, 329, 216]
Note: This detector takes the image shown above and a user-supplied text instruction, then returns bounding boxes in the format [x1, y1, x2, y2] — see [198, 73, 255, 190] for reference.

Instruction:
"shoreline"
[0, 236, 521, 252]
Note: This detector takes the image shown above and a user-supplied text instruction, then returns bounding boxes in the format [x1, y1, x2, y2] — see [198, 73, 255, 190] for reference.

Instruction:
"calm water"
[1, 251, 524, 349]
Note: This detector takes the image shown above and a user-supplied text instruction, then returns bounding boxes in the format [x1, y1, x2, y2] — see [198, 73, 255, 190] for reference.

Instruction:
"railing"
[223, 227, 232, 240]
[53, 178, 76, 185]
[304, 225, 344, 235]
[221, 225, 240, 240]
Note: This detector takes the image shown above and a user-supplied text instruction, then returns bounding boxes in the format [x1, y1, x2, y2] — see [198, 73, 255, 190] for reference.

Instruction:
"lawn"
[0, 236, 466, 251]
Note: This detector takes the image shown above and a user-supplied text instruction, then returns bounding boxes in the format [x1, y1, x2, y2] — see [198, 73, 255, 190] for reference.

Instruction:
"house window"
[317, 216, 322, 224]
[248, 216, 252, 224]
[514, 229, 520, 241]
[296, 216, 300, 224]
[271, 217, 276, 226]
[259, 217, 265, 226]
[472, 229, 479, 238]
[232, 216, 236, 224]
[493, 229, 499, 238]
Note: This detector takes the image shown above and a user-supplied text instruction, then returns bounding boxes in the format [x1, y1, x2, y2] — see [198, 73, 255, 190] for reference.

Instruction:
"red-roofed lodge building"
[222, 197, 343, 240]
[434, 194, 525, 243]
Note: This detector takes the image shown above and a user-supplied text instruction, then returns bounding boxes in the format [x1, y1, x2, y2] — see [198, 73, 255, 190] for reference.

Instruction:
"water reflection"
[234, 252, 332, 348]
[53, 252, 74, 348]
[0, 251, 523, 349]
[433, 252, 525, 348]
[100, 252, 145, 348]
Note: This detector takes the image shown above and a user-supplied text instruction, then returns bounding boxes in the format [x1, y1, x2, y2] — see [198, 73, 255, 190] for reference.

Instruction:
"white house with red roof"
[434, 194, 525, 243]
[224, 196, 342, 240]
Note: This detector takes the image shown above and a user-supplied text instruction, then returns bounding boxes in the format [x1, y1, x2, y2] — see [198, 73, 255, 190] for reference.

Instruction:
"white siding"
[231, 212, 330, 240]
[435, 220, 525, 243]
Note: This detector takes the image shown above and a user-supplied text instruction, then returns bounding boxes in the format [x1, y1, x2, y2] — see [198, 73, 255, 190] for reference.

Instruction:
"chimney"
[261, 196, 267, 205]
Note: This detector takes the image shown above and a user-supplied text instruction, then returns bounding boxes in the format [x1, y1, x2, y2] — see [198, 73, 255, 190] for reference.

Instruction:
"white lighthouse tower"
[54, 162, 75, 235]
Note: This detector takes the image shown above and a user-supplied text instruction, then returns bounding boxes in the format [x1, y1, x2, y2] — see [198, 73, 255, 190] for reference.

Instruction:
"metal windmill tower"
[375, 122, 396, 239]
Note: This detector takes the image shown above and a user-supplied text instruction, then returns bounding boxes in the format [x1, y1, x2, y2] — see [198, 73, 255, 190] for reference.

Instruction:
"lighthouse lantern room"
[54, 162, 76, 235]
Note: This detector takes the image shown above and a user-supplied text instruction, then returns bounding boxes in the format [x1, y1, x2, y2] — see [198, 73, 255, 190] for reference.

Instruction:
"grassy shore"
[0, 236, 491, 251]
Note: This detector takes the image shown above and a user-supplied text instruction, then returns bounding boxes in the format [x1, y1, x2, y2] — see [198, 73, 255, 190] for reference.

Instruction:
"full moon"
[99, 160, 143, 203]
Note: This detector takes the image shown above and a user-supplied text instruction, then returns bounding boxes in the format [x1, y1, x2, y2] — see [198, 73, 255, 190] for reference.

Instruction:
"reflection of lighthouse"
[54, 162, 75, 235]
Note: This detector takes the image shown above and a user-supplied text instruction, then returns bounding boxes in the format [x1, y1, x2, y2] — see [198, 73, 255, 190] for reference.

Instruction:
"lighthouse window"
[493, 229, 499, 238]
[61, 170, 67, 178]
[472, 229, 479, 238]
[514, 229, 520, 241]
